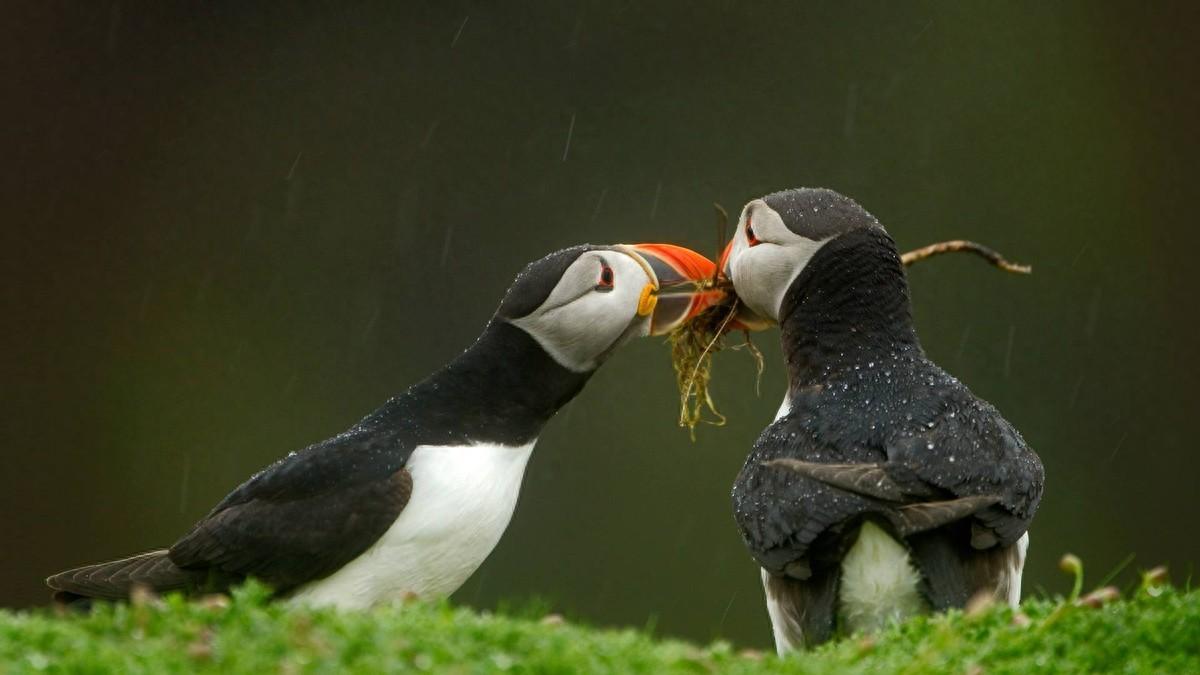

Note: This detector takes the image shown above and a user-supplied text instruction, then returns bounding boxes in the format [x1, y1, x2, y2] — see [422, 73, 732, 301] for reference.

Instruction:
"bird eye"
[596, 264, 614, 291]
[746, 218, 761, 247]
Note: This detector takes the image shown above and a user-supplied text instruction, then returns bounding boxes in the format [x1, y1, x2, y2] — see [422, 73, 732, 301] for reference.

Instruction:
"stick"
[901, 240, 1032, 274]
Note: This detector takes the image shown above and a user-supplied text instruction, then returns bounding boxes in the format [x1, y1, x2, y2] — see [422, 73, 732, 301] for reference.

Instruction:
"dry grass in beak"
[669, 297, 763, 439]
[668, 238, 1031, 438]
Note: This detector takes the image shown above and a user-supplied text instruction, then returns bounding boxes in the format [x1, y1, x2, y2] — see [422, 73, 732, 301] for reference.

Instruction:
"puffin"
[47, 242, 719, 608]
[718, 188, 1044, 652]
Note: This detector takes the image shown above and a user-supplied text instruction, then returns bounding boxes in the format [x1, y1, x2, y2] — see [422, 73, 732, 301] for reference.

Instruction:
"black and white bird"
[47, 243, 718, 608]
[719, 188, 1044, 652]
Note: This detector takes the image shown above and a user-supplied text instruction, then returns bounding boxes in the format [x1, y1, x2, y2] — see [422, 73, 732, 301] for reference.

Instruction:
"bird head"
[719, 188, 887, 325]
[498, 243, 721, 372]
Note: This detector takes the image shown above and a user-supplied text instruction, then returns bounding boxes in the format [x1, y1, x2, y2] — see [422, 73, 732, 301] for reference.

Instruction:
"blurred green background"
[4, 2, 1198, 648]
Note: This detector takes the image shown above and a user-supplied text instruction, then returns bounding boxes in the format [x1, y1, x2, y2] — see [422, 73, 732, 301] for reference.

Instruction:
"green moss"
[1, 583, 1196, 674]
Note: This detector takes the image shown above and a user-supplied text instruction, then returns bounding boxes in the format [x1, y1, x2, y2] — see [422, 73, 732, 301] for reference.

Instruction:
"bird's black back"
[49, 246, 602, 602]
[732, 226, 1043, 577]
[50, 319, 592, 600]
[168, 320, 591, 590]
[208, 318, 591, 515]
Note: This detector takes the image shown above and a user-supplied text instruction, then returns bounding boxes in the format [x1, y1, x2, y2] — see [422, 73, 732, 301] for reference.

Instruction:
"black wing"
[732, 427, 884, 577]
[47, 549, 201, 602]
[733, 383, 1043, 576]
[884, 397, 1043, 547]
[167, 428, 414, 594]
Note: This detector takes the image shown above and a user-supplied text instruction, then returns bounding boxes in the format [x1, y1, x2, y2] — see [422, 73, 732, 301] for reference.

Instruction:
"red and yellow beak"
[617, 243, 727, 335]
[718, 239, 735, 276]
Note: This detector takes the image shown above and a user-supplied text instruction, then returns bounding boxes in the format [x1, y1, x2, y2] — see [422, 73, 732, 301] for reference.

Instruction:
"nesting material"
[668, 297, 762, 438]
[900, 240, 1032, 274]
[669, 239, 1030, 437]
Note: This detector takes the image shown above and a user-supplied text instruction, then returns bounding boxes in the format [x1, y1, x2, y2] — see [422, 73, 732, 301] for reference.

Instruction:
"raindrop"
[450, 15, 470, 48]
[1004, 325, 1015, 377]
[1069, 374, 1084, 409]
[590, 187, 609, 223]
[287, 151, 303, 180]
[956, 325, 971, 361]
[420, 120, 441, 149]
[561, 113, 576, 162]
[844, 82, 858, 140]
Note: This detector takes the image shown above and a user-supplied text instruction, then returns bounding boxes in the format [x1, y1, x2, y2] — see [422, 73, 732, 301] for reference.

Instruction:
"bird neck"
[370, 320, 592, 447]
[778, 227, 922, 390]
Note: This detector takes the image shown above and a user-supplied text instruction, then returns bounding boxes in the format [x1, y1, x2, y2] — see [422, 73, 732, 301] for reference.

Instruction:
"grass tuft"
[1, 582, 1197, 673]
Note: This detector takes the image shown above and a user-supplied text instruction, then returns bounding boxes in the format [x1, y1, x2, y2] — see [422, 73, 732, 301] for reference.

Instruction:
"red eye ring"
[598, 264, 614, 287]
[746, 218, 761, 247]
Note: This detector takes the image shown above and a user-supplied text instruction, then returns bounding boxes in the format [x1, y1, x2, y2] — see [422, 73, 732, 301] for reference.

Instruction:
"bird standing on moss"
[719, 188, 1043, 652]
[48, 243, 718, 608]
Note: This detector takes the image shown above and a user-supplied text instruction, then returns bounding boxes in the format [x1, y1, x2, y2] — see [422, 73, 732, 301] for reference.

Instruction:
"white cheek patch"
[510, 253, 649, 372]
[729, 201, 829, 321]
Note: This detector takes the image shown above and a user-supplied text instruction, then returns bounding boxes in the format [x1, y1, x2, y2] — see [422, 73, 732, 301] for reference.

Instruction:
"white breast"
[772, 392, 926, 634]
[772, 390, 925, 639]
[837, 521, 928, 634]
[760, 393, 1030, 653]
[288, 441, 536, 609]
[774, 392, 792, 421]
[1007, 531, 1029, 607]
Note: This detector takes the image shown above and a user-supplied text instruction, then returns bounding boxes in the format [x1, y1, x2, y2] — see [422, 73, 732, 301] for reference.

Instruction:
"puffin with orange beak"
[47, 243, 716, 607]
[716, 188, 1043, 652]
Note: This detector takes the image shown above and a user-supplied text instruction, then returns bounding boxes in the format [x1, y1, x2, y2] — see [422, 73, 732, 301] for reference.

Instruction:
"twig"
[901, 240, 1032, 274]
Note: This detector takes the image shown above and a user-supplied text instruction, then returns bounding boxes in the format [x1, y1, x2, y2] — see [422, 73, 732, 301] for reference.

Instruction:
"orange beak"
[618, 243, 727, 335]
[717, 239, 735, 276]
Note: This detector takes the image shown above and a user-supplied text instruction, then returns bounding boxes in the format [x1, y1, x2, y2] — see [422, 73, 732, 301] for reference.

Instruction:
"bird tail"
[46, 550, 198, 603]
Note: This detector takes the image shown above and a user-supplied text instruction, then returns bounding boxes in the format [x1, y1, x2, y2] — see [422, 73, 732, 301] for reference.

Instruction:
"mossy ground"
[1, 582, 1196, 674]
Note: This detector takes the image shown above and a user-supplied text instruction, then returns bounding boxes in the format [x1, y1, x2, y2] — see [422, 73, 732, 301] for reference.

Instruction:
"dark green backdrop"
[4, 2, 1198, 648]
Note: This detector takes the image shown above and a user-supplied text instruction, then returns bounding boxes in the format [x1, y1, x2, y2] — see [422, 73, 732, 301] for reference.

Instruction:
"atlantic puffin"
[719, 188, 1044, 652]
[47, 243, 719, 607]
